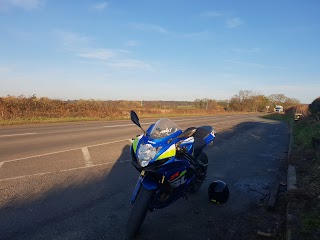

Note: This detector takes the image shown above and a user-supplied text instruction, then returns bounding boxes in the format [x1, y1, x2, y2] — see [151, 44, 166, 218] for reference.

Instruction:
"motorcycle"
[127, 111, 215, 238]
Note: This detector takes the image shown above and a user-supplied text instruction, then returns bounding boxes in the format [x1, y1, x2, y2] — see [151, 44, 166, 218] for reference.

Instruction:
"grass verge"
[265, 113, 320, 239]
[262, 113, 293, 124]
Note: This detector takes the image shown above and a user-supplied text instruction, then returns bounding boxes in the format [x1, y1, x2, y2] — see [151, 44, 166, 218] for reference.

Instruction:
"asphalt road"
[0, 113, 289, 240]
[0, 114, 257, 161]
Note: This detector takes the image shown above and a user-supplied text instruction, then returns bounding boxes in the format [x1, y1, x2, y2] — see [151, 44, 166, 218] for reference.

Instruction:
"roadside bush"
[309, 97, 320, 120]
[0, 95, 224, 123]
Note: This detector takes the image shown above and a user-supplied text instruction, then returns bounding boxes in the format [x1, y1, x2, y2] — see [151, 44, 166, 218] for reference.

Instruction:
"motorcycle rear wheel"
[126, 187, 155, 239]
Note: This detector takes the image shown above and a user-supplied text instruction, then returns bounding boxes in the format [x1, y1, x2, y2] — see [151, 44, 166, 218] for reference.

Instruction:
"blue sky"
[0, 0, 319, 103]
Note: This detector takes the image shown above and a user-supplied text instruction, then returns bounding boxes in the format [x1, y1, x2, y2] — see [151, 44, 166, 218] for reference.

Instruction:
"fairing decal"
[156, 144, 176, 160]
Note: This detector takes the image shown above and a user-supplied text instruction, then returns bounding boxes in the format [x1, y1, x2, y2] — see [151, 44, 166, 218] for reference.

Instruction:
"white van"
[275, 105, 283, 113]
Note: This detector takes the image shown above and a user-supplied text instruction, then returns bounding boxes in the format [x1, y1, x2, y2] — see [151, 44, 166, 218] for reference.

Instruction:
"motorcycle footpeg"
[195, 179, 204, 183]
[193, 159, 207, 168]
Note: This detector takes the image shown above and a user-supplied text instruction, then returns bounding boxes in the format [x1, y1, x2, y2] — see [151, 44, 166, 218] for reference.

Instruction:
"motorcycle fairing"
[130, 156, 194, 206]
[156, 144, 176, 160]
[133, 130, 182, 163]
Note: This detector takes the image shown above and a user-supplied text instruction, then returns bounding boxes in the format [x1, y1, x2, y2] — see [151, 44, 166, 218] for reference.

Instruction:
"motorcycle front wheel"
[126, 187, 155, 239]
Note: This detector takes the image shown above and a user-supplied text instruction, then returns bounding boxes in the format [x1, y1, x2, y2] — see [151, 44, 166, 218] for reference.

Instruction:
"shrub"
[309, 97, 320, 120]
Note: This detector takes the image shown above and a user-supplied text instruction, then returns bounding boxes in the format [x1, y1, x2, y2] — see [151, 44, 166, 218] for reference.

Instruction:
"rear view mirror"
[130, 110, 145, 133]
[130, 111, 140, 126]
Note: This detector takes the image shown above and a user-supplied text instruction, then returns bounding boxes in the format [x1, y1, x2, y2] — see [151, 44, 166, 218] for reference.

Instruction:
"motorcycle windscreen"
[149, 118, 181, 139]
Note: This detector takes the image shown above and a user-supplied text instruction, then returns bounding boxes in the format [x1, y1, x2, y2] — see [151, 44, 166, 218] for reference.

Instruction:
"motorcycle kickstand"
[183, 194, 199, 214]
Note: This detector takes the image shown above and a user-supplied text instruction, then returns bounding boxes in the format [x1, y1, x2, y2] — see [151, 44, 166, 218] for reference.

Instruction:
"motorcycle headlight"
[137, 144, 157, 167]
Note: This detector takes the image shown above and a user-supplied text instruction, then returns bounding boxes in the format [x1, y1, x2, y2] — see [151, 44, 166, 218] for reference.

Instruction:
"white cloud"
[124, 40, 139, 47]
[225, 59, 288, 70]
[0, 0, 42, 10]
[130, 23, 168, 34]
[54, 30, 153, 71]
[106, 59, 152, 70]
[92, 2, 108, 11]
[182, 30, 210, 39]
[54, 30, 91, 46]
[200, 11, 224, 18]
[77, 48, 120, 60]
[129, 23, 209, 39]
[72, 48, 130, 60]
[226, 17, 243, 28]
[214, 73, 239, 78]
[0, 66, 10, 72]
[200, 10, 243, 29]
[232, 48, 261, 54]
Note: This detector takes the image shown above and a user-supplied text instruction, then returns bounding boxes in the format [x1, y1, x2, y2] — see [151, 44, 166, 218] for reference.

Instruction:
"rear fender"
[204, 132, 215, 145]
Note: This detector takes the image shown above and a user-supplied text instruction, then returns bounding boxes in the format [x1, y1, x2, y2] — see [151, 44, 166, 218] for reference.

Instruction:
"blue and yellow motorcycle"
[127, 111, 215, 238]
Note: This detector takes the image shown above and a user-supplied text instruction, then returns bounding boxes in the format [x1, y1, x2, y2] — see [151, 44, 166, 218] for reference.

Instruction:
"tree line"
[227, 90, 300, 112]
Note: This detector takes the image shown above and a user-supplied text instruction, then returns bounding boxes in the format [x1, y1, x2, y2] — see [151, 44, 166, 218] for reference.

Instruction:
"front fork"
[130, 170, 163, 204]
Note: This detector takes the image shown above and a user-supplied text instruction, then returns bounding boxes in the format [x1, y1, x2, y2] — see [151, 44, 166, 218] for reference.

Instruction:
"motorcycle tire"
[126, 187, 155, 239]
[189, 153, 208, 194]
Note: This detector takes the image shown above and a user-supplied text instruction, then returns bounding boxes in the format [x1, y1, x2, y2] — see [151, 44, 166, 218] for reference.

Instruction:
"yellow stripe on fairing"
[156, 144, 176, 160]
[133, 135, 143, 153]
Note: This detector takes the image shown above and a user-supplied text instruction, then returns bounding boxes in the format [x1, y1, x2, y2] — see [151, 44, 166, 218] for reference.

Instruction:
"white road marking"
[0, 132, 37, 138]
[103, 116, 233, 129]
[142, 117, 219, 125]
[104, 124, 134, 128]
[0, 115, 246, 137]
[82, 147, 93, 167]
[0, 159, 132, 182]
[0, 117, 219, 137]
[250, 133, 260, 139]
[1, 117, 258, 165]
[2, 139, 132, 164]
[0, 115, 261, 181]
[103, 117, 219, 128]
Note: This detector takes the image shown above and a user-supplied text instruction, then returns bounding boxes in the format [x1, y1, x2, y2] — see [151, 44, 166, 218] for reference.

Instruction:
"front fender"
[142, 174, 159, 190]
[130, 174, 159, 204]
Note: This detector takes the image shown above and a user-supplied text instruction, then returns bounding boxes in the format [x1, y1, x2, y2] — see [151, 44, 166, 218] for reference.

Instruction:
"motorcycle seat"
[190, 126, 212, 161]
[193, 126, 212, 139]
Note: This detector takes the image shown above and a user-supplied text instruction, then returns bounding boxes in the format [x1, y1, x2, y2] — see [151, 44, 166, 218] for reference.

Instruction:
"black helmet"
[208, 180, 229, 204]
